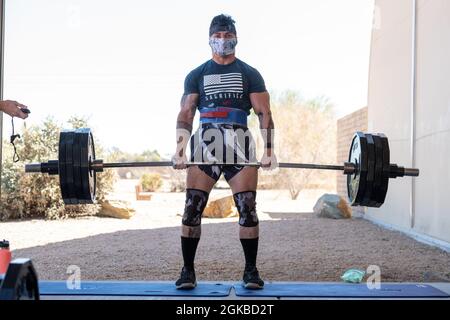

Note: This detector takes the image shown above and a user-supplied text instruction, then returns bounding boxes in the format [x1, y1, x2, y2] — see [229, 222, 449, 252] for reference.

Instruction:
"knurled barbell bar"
[24, 128, 419, 207]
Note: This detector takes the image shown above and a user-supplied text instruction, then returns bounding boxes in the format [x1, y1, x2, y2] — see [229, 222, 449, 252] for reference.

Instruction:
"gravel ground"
[3, 181, 450, 283]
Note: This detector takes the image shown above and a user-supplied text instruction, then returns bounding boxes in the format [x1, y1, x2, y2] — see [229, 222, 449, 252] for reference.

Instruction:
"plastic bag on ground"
[341, 269, 366, 283]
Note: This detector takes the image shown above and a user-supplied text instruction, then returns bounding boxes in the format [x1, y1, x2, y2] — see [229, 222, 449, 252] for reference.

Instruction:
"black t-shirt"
[184, 58, 266, 115]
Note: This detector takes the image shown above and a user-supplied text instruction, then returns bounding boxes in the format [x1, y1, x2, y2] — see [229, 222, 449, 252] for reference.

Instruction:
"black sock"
[240, 237, 259, 268]
[181, 236, 200, 269]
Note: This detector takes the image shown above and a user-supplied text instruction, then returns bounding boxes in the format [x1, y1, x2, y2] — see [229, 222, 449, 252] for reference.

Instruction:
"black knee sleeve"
[182, 189, 209, 226]
[233, 191, 259, 227]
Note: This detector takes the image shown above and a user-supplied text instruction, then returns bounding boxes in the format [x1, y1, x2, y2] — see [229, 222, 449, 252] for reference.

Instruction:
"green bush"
[0, 116, 117, 220]
[140, 173, 162, 192]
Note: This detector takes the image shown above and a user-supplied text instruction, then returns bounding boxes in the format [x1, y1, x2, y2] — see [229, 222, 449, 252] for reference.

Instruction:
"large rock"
[203, 195, 238, 219]
[98, 200, 136, 219]
[313, 194, 352, 219]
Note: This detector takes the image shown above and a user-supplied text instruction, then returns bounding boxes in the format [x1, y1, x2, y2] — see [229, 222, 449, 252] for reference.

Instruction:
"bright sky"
[3, 0, 375, 156]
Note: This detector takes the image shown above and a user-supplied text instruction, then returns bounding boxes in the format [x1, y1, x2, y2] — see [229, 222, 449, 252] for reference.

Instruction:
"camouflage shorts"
[190, 123, 257, 181]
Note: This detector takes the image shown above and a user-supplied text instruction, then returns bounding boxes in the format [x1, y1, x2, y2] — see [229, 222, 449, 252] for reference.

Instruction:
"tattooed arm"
[173, 93, 199, 169]
[250, 91, 277, 169]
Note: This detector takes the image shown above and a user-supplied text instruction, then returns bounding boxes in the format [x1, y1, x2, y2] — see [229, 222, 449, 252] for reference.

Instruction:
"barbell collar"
[91, 159, 104, 172]
[389, 164, 420, 178]
[343, 162, 356, 175]
[25, 160, 58, 175]
[25, 163, 42, 173]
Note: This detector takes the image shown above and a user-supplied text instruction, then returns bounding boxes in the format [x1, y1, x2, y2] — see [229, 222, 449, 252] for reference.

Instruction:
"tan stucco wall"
[367, 0, 450, 244]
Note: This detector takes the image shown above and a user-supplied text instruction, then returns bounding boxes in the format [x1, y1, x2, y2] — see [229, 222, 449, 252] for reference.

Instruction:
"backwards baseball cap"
[209, 14, 237, 37]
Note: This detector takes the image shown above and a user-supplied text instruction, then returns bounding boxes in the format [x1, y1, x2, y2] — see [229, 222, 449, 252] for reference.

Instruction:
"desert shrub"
[167, 169, 186, 192]
[249, 91, 337, 199]
[0, 116, 116, 220]
[140, 173, 162, 192]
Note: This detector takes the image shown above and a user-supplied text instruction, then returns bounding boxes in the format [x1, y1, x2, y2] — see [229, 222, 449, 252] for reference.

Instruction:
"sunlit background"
[3, 0, 374, 156]
[2, 0, 450, 287]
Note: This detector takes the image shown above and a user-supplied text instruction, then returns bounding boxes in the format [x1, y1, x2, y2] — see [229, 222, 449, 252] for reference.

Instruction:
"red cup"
[0, 240, 12, 274]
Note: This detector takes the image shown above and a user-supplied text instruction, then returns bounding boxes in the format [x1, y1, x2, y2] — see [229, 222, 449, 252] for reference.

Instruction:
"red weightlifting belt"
[200, 107, 232, 118]
[199, 107, 247, 126]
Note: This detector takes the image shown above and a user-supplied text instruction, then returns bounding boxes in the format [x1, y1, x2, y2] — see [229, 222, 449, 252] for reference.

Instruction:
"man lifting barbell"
[22, 18, 420, 292]
[171, 14, 277, 290]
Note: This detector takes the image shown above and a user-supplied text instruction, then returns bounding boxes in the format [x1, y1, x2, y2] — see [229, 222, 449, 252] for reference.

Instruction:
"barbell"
[24, 128, 419, 207]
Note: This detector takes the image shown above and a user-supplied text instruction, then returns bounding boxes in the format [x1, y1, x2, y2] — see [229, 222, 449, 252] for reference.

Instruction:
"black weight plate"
[370, 134, 384, 207]
[72, 130, 84, 204]
[378, 134, 390, 207]
[58, 131, 69, 203]
[78, 129, 88, 203]
[65, 131, 77, 205]
[347, 134, 360, 205]
[356, 133, 369, 205]
[88, 130, 97, 203]
[79, 128, 96, 203]
[79, 128, 93, 203]
[77, 129, 91, 204]
[347, 132, 368, 206]
[360, 133, 376, 207]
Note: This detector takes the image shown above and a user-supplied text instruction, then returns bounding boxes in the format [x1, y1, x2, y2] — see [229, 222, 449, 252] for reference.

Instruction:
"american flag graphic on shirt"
[203, 73, 243, 95]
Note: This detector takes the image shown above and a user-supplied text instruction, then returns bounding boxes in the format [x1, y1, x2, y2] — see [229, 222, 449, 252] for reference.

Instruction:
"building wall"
[367, 0, 450, 244]
[336, 107, 368, 198]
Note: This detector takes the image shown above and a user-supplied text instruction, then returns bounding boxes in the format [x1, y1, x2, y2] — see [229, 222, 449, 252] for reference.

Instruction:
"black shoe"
[242, 265, 264, 289]
[175, 266, 197, 290]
